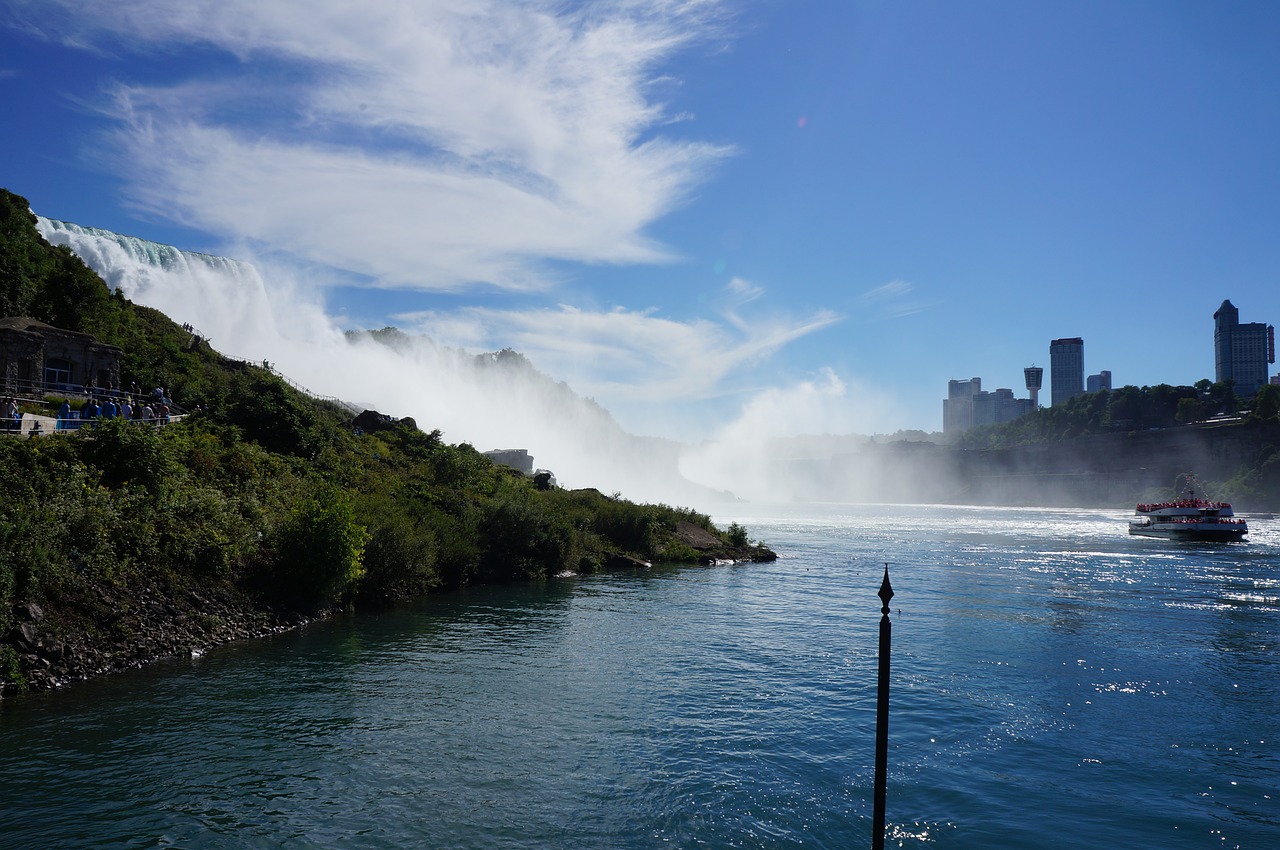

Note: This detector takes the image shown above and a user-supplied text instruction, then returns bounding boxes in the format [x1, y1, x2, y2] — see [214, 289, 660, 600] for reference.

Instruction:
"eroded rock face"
[672, 521, 777, 566]
[674, 521, 723, 550]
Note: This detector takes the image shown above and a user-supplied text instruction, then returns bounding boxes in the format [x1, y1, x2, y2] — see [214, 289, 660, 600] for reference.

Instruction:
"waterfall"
[36, 217, 283, 347]
[31, 216, 712, 503]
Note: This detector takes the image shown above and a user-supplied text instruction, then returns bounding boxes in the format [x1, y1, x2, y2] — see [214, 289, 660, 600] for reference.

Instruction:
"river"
[1, 504, 1277, 848]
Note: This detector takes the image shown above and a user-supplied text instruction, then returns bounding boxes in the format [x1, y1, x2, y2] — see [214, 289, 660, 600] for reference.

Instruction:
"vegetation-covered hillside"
[0, 189, 773, 695]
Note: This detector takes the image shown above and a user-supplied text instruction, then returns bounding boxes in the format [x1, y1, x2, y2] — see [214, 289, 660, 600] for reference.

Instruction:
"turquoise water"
[2, 504, 1277, 848]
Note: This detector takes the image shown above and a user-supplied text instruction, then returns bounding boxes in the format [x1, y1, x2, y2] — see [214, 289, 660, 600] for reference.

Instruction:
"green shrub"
[270, 487, 369, 607]
[356, 498, 442, 604]
[478, 496, 576, 582]
[154, 486, 259, 582]
[0, 645, 27, 693]
[73, 417, 175, 492]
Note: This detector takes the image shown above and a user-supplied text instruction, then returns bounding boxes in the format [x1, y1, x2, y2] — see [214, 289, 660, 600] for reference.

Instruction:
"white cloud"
[32, 0, 733, 290]
[398, 292, 840, 405]
[857, 278, 932, 319]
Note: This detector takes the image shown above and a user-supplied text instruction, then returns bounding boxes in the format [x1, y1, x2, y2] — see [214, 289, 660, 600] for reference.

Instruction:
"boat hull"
[1129, 523, 1247, 542]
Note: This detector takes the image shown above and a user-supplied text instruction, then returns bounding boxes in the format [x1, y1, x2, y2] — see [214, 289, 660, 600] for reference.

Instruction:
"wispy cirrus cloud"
[856, 278, 933, 320]
[396, 279, 841, 403]
[22, 0, 733, 291]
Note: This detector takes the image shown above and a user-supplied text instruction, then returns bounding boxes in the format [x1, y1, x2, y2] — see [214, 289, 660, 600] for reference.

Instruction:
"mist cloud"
[679, 368, 902, 502]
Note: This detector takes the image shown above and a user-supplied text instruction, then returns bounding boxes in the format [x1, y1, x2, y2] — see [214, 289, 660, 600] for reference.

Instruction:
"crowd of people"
[2, 384, 183, 436]
[56, 385, 176, 430]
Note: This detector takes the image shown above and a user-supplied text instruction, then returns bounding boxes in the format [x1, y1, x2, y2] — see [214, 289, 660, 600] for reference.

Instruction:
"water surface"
[2, 504, 1276, 848]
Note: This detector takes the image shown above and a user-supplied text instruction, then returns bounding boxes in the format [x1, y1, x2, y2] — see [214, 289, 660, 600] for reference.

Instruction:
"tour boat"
[1129, 478, 1248, 542]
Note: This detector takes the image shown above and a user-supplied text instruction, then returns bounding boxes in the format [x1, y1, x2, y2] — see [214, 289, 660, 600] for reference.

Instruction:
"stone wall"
[0, 316, 122, 395]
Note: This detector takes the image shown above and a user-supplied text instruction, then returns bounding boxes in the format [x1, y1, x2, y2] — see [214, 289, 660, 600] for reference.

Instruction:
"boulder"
[14, 601, 45, 622]
[6, 623, 38, 653]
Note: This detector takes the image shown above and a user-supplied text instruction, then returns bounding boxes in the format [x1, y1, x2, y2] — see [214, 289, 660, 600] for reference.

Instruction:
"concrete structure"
[943, 377, 1034, 436]
[1050, 337, 1084, 406]
[0, 317, 121, 397]
[1024, 366, 1043, 409]
[483, 448, 534, 474]
[1214, 299, 1274, 396]
[1087, 370, 1112, 393]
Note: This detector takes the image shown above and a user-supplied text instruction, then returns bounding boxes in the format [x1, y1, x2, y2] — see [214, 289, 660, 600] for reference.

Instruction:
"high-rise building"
[1087, 370, 1112, 393]
[1024, 366, 1043, 409]
[1214, 299, 1274, 396]
[943, 378, 980, 435]
[1049, 337, 1084, 406]
[973, 387, 1032, 427]
[943, 377, 1033, 435]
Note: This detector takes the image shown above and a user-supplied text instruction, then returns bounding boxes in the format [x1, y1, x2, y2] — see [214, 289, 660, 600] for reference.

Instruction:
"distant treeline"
[950, 380, 1280, 507]
[958, 381, 1280, 449]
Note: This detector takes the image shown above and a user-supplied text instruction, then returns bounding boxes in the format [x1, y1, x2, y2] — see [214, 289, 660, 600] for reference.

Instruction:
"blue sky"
[3, 0, 1279, 441]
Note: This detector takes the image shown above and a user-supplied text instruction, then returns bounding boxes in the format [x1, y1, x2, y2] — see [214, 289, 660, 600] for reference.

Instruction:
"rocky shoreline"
[2, 584, 321, 698]
[2, 524, 776, 699]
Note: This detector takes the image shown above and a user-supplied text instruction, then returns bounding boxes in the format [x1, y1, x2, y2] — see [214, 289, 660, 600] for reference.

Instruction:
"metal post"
[872, 564, 894, 850]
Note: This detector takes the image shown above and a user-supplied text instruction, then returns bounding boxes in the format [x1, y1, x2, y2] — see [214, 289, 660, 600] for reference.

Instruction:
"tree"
[1207, 380, 1236, 416]
[1176, 397, 1206, 424]
[1251, 383, 1280, 420]
[272, 488, 369, 607]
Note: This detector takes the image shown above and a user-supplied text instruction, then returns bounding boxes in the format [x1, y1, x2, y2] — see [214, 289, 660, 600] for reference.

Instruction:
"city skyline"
[945, 301, 1274, 435]
[3, 2, 1280, 441]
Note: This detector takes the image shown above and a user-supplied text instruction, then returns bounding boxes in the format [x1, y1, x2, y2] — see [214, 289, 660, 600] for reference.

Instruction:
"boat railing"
[1159, 516, 1246, 525]
[1137, 500, 1232, 512]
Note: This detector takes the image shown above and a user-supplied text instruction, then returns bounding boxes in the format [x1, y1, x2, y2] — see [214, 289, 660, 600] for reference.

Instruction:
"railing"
[2, 351, 360, 440]
[3, 412, 184, 438]
[219, 353, 362, 414]
[1, 377, 186, 414]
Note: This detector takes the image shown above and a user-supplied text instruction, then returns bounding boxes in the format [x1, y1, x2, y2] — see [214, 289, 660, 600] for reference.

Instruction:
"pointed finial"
[878, 564, 894, 614]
